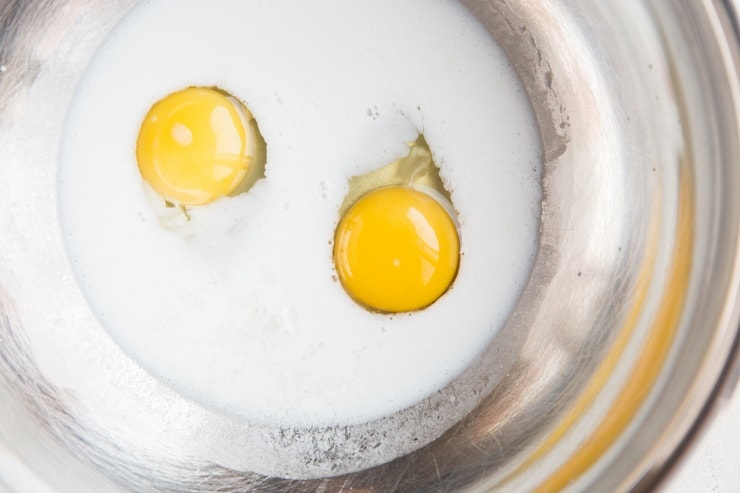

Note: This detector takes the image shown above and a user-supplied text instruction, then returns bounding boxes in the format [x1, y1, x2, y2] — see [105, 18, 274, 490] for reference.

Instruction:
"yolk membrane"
[136, 87, 256, 205]
[333, 186, 460, 313]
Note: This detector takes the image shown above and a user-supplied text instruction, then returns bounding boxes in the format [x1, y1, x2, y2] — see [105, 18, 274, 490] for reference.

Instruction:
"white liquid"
[58, 0, 542, 427]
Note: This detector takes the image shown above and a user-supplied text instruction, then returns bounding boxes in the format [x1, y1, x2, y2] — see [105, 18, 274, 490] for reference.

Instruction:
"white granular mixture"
[57, 0, 541, 428]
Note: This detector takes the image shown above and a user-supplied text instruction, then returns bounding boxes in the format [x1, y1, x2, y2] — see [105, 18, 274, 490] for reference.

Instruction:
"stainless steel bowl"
[1, 0, 738, 491]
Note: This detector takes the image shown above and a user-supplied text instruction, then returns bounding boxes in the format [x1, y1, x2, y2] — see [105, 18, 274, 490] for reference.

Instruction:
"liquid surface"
[58, 0, 542, 427]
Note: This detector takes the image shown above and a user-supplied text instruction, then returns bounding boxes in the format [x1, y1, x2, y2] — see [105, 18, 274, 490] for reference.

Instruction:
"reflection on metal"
[533, 167, 694, 493]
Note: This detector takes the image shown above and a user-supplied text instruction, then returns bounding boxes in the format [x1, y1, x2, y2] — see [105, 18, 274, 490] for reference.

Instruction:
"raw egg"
[333, 135, 461, 313]
[334, 185, 459, 313]
[136, 86, 265, 206]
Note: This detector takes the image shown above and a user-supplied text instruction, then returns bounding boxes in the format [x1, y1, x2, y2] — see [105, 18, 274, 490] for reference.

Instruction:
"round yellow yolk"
[333, 186, 460, 313]
[136, 87, 254, 205]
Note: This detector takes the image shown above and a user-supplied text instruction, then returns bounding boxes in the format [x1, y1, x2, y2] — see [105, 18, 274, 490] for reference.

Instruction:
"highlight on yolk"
[136, 86, 260, 205]
[333, 186, 460, 313]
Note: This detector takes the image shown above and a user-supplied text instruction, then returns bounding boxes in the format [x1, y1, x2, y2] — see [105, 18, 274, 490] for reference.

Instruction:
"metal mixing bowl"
[1, 0, 738, 491]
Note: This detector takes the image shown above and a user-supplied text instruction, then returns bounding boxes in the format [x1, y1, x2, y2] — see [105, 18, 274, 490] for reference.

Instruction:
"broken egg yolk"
[333, 186, 460, 313]
[136, 87, 256, 205]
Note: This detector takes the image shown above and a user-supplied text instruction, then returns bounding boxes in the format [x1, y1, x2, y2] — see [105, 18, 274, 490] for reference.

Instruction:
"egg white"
[58, 0, 542, 427]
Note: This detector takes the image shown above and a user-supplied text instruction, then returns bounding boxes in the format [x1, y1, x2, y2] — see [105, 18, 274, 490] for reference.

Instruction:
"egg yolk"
[333, 186, 460, 313]
[136, 87, 256, 205]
